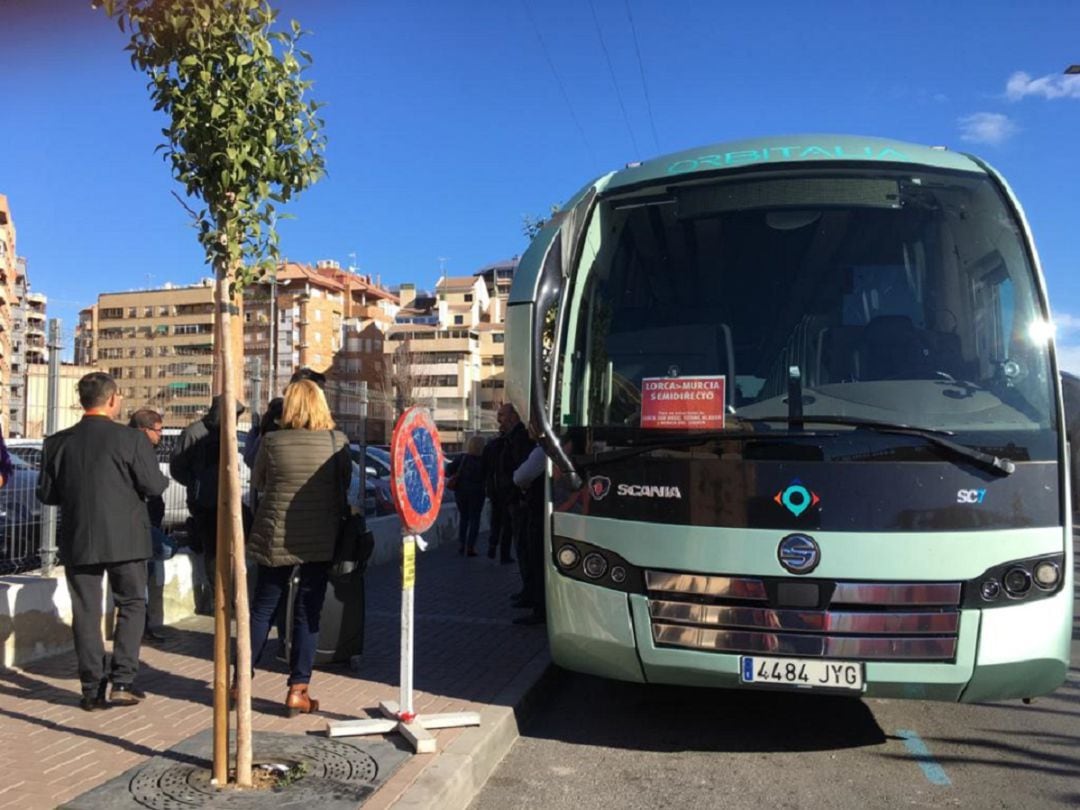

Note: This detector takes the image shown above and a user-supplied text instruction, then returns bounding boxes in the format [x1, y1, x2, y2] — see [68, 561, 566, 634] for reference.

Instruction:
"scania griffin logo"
[589, 476, 612, 501]
[777, 533, 820, 575]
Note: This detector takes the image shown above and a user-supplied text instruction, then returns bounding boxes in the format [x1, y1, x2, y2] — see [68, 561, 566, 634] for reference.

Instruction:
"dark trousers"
[66, 560, 147, 695]
[524, 508, 545, 612]
[456, 491, 485, 551]
[489, 497, 513, 561]
[514, 499, 546, 610]
[250, 562, 330, 686]
[511, 502, 532, 597]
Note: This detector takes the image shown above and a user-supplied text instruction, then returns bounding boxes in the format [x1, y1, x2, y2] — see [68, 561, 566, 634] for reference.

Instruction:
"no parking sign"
[389, 407, 445, 535]
[327, 405, 480, 747]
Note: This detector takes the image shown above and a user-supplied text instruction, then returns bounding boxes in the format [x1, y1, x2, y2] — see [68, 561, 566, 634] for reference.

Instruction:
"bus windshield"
[565, 168, 1056, 453]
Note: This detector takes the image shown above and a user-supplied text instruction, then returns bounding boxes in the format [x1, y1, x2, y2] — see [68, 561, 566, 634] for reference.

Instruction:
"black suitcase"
[283, 568, 366, 666]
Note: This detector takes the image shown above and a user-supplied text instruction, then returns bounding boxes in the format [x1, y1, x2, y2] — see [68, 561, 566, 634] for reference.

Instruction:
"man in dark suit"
[37, 373, 169, 711]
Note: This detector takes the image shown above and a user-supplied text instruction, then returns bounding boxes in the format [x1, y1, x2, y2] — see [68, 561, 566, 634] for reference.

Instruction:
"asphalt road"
[472, 546, 1080, 810]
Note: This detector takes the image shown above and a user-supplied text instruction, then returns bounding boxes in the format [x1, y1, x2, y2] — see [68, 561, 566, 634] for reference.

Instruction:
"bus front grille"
[645, 571, 961, 662]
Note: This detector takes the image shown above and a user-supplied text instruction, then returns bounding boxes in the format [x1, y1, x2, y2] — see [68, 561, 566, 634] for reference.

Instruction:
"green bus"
[506, 135, 1072, 701]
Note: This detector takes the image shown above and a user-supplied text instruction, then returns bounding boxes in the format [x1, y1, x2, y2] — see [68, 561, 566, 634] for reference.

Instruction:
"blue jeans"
[250, 562, 330, 686]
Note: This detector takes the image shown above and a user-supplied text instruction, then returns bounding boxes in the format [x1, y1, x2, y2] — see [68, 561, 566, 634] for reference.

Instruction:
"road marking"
[897, 729, 952, 786]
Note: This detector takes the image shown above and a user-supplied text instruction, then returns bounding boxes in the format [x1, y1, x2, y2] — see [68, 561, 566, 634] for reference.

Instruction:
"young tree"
[95, 0, 325, 788]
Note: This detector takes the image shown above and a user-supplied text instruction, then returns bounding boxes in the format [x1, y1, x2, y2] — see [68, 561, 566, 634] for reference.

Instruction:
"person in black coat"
[170, 395, 246, 615]
[447, 436, 487, 556]
[129, 408, 169, 643]
[37, 373, 169, 711]
[496, 405, 536, 599]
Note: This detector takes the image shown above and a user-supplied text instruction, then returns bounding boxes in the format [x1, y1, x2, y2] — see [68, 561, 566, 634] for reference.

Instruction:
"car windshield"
[563, 168, 1056, 455]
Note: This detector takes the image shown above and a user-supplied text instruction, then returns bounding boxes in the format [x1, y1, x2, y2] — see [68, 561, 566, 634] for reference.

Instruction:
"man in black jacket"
[170, 396, 246, 615]
[38, 373, 169, 711]
[495, 405, 535, 602]
[130, 408, 169, 643]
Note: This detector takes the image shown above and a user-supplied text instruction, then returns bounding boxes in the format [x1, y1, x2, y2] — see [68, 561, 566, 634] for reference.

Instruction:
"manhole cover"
[129, 739, 379, 808]
[65, 731, 408, 810]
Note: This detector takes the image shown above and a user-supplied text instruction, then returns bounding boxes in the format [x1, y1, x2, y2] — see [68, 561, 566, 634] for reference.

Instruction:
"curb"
[387, 648, 558, 810]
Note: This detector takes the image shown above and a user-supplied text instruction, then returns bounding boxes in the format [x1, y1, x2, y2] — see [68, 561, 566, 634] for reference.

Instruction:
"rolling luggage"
[283, 567, 366, 666]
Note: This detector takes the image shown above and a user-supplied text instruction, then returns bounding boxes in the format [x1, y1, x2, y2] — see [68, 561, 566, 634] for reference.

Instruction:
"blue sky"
[1, 0, 1078, 369]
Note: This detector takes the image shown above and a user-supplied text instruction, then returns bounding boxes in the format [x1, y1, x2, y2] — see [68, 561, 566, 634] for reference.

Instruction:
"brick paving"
[0, 540, 547, 809]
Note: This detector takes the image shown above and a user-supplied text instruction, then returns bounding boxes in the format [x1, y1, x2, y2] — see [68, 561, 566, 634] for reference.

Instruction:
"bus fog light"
[1003, 567, 1032, 597]
[1033, 560, 1060, 590]
[582, 553, 608, 579]
[610, 566, 627, 584]
[557, 545, 581, 570]
[979, 579, 1001, 601]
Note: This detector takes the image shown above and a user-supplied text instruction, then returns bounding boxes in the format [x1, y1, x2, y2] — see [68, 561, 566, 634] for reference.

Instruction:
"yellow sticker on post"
[402, 540, 416, 589]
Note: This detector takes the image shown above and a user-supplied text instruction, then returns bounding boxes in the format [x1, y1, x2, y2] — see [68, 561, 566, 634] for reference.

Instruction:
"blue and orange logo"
[774, 479, 820, 517]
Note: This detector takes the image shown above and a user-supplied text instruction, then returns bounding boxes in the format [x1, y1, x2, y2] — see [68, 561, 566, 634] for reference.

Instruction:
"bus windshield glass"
[565, 168, 1056, 453]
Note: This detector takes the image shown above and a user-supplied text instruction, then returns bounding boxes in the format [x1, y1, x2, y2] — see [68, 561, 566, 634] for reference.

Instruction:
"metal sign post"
[327, 407, 480, 751]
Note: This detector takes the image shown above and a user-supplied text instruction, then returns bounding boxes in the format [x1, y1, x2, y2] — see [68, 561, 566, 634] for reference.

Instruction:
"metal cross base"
[325, 701, 480, 753]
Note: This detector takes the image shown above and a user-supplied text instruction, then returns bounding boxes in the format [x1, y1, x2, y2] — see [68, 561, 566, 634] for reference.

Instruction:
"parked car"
[0, 452, 45, 572]
[350, 443, 395, 516]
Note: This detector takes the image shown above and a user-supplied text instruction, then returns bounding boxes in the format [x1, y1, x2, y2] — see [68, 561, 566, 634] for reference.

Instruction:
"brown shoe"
[285, 684, 319, 718]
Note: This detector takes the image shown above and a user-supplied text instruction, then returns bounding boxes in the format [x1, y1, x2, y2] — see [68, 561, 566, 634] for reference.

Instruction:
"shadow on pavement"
[522, 670, 886, 753]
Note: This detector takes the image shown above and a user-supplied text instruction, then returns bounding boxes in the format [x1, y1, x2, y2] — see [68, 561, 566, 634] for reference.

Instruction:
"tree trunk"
[215, 265, 253, 788]
[211, 281, 231, 786]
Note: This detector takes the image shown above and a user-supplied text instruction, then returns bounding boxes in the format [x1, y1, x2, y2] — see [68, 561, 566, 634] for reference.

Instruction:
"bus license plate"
[740, 656, 864, 691]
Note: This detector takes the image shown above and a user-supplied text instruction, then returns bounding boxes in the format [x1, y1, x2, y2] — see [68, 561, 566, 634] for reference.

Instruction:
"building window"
[464, 294, 473, 303]
[453, 315, 464, 325]
[492, 333, 505, 343]
[101, 308, 124, 320]
[143, 306, 154, 317]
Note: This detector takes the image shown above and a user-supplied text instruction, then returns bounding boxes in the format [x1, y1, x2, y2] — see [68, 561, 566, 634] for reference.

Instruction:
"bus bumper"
[546, 560, 1071, 702]
[960, 585, 1071, 703]
[627, 596, 985, 701]
[547, 566, 646, 683]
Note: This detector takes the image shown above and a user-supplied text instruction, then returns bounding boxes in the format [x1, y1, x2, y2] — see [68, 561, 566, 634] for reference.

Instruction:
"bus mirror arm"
[531, 258, 583, 492]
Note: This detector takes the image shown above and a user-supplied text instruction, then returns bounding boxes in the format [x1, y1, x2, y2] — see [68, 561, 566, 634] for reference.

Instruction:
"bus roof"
[603, 134, 985, 193]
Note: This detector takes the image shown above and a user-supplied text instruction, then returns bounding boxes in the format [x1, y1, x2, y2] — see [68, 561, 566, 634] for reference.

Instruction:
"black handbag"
[329, 431, 374, 579]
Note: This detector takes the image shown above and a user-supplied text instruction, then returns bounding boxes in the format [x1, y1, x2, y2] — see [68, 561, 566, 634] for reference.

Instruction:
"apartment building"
[383, 261, 516, 448]
[88, 280, 243, 428]
[9, 260, 49, 436]
[241, 260, 398, 440]
[76, 305, 98, 367]
[0, 195, 21, 433]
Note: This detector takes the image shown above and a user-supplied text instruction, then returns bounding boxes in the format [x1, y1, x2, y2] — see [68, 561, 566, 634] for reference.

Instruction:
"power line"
[623, 0, 661, 155]
[520, 0, 598, 170]
[587, 0, 640, 161]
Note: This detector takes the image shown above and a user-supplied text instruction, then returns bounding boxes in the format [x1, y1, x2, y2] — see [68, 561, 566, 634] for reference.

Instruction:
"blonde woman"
[446, 435, 487, 556]
[247, 379, 351, 716]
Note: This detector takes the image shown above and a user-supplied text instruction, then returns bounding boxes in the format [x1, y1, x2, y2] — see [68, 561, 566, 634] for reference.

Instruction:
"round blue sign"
[390, 407, 445, 534]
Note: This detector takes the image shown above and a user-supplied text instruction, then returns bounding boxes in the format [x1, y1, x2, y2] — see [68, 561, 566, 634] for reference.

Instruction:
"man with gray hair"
[38, 373, 169, 710]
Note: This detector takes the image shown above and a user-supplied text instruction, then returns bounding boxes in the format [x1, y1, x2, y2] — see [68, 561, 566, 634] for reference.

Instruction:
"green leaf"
[211, 102, 224, 119]
[265, 127, 276, 145]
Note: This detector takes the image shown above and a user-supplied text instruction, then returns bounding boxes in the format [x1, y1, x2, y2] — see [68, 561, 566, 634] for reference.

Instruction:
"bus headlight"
[610, 566, 627, 585]
[556, 545, 581, 570]
[979, 579, 1001, 601]
[582, 553, 608, 579]
[1002, 567, 1032, 597]
[1032, 560, 1060, 590]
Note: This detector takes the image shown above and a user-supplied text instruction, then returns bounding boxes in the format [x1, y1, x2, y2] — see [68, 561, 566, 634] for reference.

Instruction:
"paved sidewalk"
[0, 541, 547, 809]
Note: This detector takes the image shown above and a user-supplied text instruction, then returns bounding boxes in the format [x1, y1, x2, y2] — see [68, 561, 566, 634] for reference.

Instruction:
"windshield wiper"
[739, 415, 1016, 476]
[576, 429, 840, 469]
